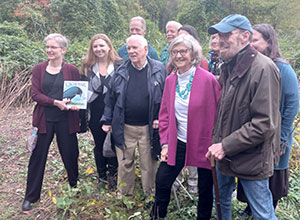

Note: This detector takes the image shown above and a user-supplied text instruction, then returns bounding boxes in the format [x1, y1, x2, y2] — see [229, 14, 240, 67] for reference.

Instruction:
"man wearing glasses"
[206, 14, 281, 220]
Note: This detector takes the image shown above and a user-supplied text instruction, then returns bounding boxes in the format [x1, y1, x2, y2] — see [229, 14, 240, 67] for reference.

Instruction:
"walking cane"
[211, 159, 222, 220]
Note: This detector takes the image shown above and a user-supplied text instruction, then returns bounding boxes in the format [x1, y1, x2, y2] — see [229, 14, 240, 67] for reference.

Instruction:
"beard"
[219, 36, 243, 61]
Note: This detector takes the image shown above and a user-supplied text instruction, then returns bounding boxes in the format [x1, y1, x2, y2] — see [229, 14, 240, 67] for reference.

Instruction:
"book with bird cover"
[63, 81, 88, 109]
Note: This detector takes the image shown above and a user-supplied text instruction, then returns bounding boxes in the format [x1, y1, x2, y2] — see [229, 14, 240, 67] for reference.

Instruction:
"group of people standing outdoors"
[21, 14, 299, 220]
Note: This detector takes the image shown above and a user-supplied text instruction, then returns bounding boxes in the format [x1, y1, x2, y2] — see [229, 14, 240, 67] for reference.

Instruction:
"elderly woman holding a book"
[22, 33, 80, 212]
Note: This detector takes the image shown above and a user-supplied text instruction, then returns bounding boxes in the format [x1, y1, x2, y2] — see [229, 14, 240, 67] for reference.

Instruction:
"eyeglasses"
[171, 48, 190, 56]
[45, 46, 61, 50]
[218, 31, 241, 40]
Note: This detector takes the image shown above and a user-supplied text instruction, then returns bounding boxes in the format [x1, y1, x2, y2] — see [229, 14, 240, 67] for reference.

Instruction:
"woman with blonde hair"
[81, 33, 123, 189]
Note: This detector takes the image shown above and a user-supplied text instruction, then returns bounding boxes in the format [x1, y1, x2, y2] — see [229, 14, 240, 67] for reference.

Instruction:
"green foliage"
[47, 0, 131, 41]
[144, 19, 166, 56]
[0, 0, 23, 23]
[0, 21, 26, 37]
[177, 0, 226, 43]
[15, 3, 51, 40]
[229, 0, 278, 24]
[278, 31, 300, 77]
[0, 22, 45, 78]
[1, 110, 300, 219]
[100, 0, 125, 38]
[178, 0, 226, 34]
[115, 0, 147, 22]
[0, 2, 299, 219]
[0, 35, 44, 68]
[49, 0, 103, 39]
[139, 0, 169, 30]
[158, 0, 182, 31]
[178, 0, 208, 33]
[294, 53, 300, 76]
[277, 131, 300, 220]
[64, 39, 89, 69]
[0, 22, 89, 77]
[219, 0, 300, 34]
[275, 0, 300, 32]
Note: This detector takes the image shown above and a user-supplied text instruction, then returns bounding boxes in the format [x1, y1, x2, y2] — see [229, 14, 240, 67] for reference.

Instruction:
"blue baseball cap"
[208, 14, 253, 35]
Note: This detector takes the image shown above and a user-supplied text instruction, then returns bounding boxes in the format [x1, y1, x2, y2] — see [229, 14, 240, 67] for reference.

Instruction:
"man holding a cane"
[206, 14, 281, 220]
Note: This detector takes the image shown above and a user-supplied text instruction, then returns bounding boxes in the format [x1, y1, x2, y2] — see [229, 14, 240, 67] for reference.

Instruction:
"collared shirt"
[131, 59, 148, 71]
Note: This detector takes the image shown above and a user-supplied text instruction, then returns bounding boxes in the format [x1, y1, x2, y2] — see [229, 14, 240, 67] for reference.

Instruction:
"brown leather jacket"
[213, 45, 281, 180]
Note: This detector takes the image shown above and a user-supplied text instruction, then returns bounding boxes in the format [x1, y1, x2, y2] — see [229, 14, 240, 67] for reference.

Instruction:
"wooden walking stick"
[211, 159, 222, 220]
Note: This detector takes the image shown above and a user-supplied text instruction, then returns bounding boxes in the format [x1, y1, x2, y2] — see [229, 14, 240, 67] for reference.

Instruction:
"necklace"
[176, 73, 194, 100]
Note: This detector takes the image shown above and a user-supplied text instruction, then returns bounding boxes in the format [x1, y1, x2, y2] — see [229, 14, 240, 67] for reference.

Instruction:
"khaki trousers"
[116, 124, 157, 195]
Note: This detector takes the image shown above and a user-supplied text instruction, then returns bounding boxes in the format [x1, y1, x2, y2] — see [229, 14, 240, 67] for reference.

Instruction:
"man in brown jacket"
[206, 14, 281, 220]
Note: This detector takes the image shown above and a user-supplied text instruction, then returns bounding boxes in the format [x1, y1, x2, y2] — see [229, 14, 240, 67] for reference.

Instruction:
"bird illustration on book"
[63, 86, 83, 100]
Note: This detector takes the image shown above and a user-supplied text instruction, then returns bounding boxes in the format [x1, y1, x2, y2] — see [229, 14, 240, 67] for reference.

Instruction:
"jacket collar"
[222, 45, 258, 79]
[116, 56, 159, 79]
[236, 45, 258, 78]
[91, 62, 114, 77]
[131, 59, 148, 70]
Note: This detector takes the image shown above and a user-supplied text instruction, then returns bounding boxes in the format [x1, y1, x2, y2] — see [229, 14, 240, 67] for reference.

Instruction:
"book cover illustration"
[63, 81, 88, 109]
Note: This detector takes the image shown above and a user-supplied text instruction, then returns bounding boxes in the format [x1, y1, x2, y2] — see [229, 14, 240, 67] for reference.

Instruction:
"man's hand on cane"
[206, 143, 225, 161]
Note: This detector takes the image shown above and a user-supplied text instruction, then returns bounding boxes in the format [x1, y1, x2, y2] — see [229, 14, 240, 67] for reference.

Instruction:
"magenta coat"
[31, 60, 80, 134]
[159, 67, 221, 169]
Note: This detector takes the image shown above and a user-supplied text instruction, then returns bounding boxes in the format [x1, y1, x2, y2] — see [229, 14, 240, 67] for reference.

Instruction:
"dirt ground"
[0, 106, 58, 219]
[0, 92, 299, 219]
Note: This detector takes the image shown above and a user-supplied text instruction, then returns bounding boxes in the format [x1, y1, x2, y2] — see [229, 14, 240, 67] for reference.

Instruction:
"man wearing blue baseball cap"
[206, 14, 281, 220]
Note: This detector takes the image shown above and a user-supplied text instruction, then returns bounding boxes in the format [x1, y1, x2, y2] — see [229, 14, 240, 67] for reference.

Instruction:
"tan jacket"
[213, 46, 281, 180]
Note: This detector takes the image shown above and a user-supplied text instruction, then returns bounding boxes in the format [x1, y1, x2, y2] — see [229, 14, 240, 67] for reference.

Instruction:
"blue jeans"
[216, 168, 277, 220]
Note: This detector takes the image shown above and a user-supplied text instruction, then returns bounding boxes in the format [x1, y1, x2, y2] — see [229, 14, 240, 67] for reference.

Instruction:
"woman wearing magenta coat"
[151, 34, 221, 220]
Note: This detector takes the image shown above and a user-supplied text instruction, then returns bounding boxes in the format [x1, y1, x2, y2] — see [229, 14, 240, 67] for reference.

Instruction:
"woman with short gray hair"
[22, 33, 80, 212]
[169, 34, 202, 67]
[44, 33, 68, 48]
[151, 34, 221, 219]
[177, 25, 209, 71]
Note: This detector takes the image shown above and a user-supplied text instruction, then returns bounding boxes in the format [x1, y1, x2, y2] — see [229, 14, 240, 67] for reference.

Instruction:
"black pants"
[24, 120, 79, 203]
[89, 118, 118, 179]
[154, 140, 213, 219]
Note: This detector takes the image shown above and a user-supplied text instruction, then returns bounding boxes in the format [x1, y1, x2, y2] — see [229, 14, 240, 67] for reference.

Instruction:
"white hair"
[166, 21, 182, 30]
[130, 16, 146, 31]
[44, 33, 68, 48]
[169, 34, 203, 67]
[126, 35, 148, 47]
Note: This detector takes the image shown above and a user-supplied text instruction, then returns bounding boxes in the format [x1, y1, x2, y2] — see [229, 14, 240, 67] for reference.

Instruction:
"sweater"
[275, 60, 299, 170]
[31, 60, 80, 134]
[159, 66, 221, 169]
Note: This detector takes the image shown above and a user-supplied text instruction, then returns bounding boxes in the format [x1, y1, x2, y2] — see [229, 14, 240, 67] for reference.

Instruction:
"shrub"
[278, 31, 300, 77]
[0, 21, 26, 37]
[0, 32, 45, 78]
